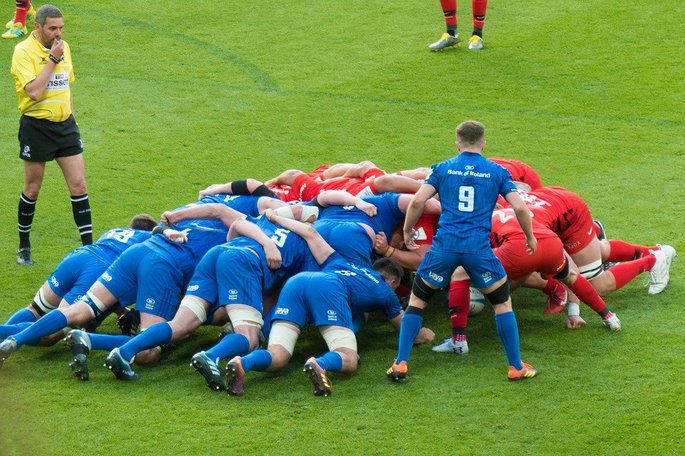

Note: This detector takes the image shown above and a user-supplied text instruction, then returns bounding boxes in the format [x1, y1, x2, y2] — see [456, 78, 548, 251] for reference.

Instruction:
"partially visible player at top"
[429, 0, 488, 51]
[2, 0, 34, 39]
[387, 120, 539, 382]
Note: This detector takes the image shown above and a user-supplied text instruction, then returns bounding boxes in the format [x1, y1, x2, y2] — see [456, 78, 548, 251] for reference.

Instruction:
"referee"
[10, 4, 92, 266]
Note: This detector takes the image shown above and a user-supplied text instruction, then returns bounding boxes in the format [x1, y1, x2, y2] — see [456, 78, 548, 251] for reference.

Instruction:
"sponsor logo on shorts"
[428, 271, 444, 283]
[75, 294, 84, 302]
[482, 272, 493, 284]
[327, 310, 338, 322]
[187, 285, 199, 292]
[566, 240, 581, 251]
[145, 297, 155, 310]
[49, 276, 59, 287]
[275, 307, 289, 315]
[228, 289, 238, 300]
[21, 145, 31, 158]
[101, 272, 112, 282]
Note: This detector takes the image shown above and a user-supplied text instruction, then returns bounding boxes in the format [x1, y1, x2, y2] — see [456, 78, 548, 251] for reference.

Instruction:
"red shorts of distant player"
[491, 157, 543, 191]
[268, 184, 300, 202]
[494, 235, 566, 281]
[309, 164, 331, 179]
[292, 167, 386, 201]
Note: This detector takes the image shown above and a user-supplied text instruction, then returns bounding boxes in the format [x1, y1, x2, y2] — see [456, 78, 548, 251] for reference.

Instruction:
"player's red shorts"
[494, 235, 566, 281]
[291, 173, 325, 201]
[268, 185, 299, 202]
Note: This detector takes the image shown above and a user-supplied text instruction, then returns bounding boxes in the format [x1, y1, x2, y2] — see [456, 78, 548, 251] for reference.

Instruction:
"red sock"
[472, 0, 488, 31]
[543, 279, 562, 294]
[608, 255, 656, 290]
[607, 240, 656, 261]
[14, 1, 30, 25]
[440, 0, 458, 30]
[569, 275, 607, 314]
[448, 280, 470, 341]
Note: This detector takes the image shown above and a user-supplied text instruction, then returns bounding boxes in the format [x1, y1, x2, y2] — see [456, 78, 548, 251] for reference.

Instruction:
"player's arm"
[265, 209, 334, 265]
[505, 190, 537, 254]
[401, 184, 436, 250]
[373, 231, 427, 271]
[162, 204, 246, 229]
[388, 312, 435, 345]
[22, 40, 65, 100]
[315, 190, 377, 216]
[228, 218, 282, 269]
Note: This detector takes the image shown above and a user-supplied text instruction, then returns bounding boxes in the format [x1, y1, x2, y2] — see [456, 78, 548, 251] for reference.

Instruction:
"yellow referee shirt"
[11, 32, 75, 122]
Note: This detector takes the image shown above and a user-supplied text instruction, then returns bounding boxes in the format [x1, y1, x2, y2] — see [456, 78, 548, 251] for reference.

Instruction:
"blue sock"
[88, 333, 132, 351]
[6, 308, 37, 324]
[119, 323, 173, 362]
[14, 311, 67, 347]
[0, 322, 32, 339]
[204, 333, 250, 362]
[495, 311, 522, 370]
[396, 311, 423, 363]
[240, 349, 272, 373]
[316, 351, 343, 372]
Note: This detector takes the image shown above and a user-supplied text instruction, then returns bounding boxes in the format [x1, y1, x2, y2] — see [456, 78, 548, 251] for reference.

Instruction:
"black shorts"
[18, 114, 83, 162]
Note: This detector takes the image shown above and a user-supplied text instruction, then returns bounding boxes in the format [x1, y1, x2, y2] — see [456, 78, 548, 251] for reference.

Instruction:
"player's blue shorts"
[48, 247, 115, 304]
[271, 272, 353, 329]
[185, 245, 264, 316]
[98, 243, 191, 320]
[417, 247, 506, 290]
[314, 220, 373, 267]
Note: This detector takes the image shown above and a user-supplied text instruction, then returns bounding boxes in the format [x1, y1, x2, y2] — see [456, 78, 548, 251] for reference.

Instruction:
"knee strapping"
[83, 291, 108, 319]
[579, 259, 603, 280]
[180, 295, 208, 323]
[412, 276, 437, 302]
[321, 327, 357, 352]
[31, 288, 56, 316]
[227, 307, 263, 329]
[267, 323, 299, 355]
[485, 282, 510, 306]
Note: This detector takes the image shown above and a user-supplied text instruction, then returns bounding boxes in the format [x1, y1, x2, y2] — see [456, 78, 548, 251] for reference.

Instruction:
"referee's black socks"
[71, 193, 93, 245]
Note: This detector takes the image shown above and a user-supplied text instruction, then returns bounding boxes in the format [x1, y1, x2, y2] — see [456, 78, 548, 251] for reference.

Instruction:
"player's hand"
[264, 244, 282, 269]
[526, 236, 537, 255]
[565, 315, 586, 329]
[374, 232, 389, 255]
[51, 39, 65, 60]
[355, 200, 377, 217]
[164, 228, 188, 244]
[198, 183, 223, 199]
[414, 327, 435, 345]
[161, 211, 176, 224]
[264, 208, 276, 222]
[404, 230, 419, 250]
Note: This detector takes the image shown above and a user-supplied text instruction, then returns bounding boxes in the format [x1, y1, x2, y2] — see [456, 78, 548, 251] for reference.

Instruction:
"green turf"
[0, 1, 683, 455]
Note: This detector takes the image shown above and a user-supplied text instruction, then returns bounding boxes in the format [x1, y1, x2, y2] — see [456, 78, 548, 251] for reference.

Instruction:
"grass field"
[0, 1, 683, 455]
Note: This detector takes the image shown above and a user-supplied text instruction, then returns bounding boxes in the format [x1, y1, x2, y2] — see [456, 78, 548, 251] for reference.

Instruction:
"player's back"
[92, 228, 153, 259]
[429, 152, 516, 253]
[230, 216, 314, 291]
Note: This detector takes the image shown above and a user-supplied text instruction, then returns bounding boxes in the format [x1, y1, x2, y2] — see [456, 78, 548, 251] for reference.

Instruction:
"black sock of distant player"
[18, 192, 36, 249]
[71, 194, 93, 245]
[472, 27, 483, 38]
